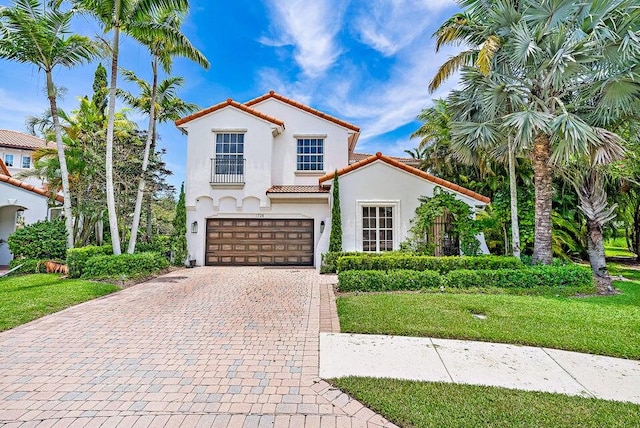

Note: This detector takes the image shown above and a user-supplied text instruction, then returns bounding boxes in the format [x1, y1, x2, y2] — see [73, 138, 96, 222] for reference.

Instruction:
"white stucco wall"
[247, 98, 352, 185]
[1, 147, 45, 188]
[333, 161, 487, 253]
[0, 183, 52, 265]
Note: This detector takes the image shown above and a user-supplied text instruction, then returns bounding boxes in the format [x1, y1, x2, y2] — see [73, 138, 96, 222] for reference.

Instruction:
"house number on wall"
[255, 214, 265, 218]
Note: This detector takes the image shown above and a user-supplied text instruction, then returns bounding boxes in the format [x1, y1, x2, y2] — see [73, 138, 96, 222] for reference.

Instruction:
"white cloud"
[352, 0, 456, 56]
[261, 0, 347, 78]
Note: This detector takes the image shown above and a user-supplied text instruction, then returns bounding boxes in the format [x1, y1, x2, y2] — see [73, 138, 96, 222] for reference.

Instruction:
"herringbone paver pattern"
[0, 267, 395, 427]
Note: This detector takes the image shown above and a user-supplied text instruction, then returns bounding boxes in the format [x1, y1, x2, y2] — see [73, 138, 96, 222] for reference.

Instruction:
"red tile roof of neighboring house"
[319, 152, 490, 204]
[266, 185, 329, 193]
[0, 129, 53, 150]
[245, 91, 361, 133]
[0, 173, 64, 203]
[350, 152, 421, 166]
[0, 158, 9, 176]
[175, 98, 285, 127]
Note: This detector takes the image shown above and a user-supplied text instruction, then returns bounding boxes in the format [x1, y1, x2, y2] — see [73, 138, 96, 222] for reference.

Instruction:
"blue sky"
[0, 0, 462, 191]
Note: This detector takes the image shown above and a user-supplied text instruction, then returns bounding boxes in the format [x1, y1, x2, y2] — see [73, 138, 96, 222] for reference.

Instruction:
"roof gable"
[175, 99, 285, 127]
[319, 152, 490, 204]
[0, 173, 63, 203]
[245, 91, 360, 133]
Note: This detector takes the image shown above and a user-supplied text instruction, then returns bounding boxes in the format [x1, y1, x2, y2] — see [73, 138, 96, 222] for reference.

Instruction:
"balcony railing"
[210, 157, 245, 184]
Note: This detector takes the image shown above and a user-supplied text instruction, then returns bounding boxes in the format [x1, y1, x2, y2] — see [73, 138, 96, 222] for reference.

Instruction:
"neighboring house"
[0, 129, 53, 187]
[0, 159, 63, 266]
[175, 91, 490, 268]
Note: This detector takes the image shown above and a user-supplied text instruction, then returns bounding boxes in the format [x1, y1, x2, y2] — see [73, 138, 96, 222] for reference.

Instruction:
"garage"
[205, 218, 314, 266]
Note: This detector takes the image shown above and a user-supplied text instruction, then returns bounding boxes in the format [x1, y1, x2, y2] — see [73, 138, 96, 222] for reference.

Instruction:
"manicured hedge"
[338, 265, 593, 292]
[320, 252, 362, 273]
[8, 258, 47, 274]
[82, 252, 168, 280]
[444, 265, 594, 289]
[338, 269, 441, 292]
[66, 245, 113, 278]
[336, 255, 523, 274]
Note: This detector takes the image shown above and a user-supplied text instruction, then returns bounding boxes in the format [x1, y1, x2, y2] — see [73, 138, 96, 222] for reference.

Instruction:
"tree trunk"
[508, 137, 521, 259]
[106, 24, 122, 255]
[531, 134, 553, 264]
[586, 219, 608, 277]
[46, 70, 74, 249]
[127, 58, 158, 254]
[145, 193, 153, 241]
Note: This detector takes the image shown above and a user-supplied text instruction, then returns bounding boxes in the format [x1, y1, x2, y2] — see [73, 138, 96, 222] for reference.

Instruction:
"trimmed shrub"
[8, 219, 67, 260]
[66, 245, 113, 278]
[320, 252, 361, 274]
[82, 252, 169, 280]
[337, 255, 523, 274]
[338, 269, 441, 292]
[444, 265, 594, 289]
[8, 258, 47, 274]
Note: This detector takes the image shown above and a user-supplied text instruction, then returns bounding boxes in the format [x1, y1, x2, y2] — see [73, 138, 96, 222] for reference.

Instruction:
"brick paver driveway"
[0, 267, 394, 427]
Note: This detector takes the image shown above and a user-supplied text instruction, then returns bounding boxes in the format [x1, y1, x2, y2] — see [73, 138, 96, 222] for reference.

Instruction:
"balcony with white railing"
[210, 157, 245, 185]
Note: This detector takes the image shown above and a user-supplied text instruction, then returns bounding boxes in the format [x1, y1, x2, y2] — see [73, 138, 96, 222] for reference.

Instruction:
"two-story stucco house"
[0, 129, 52, 188]
[176, 91, 490, 268]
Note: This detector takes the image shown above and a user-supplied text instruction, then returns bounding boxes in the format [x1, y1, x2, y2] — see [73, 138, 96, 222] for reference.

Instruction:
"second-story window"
[21, 155, 31, 169]
[215, 132, 244, 175]
[4, 154, 14, 167]
[297, 138, 324, 171]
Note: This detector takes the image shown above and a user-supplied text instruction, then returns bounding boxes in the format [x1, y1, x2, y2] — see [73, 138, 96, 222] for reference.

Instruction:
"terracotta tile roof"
[245, 91, 360, 133]
[319, 152, 490, 204]
[0, 129, 53, 150]
[0, 173, 64, 203]
[175, 99, 285, 127]
[0, 158, 9, 176]
[266, 185, 329, 193]
[350, 152, 421, 166]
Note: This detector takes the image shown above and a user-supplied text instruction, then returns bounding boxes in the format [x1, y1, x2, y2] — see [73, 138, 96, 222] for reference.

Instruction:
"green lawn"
[331, 377, 640, 428]
[337, 266, 640, 359]
[605, 236, 636, 258]
[0, 274, 119, 331]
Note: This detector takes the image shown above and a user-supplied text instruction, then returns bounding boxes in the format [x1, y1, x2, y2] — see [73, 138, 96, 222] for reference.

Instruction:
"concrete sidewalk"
[320, 333, 640, 404]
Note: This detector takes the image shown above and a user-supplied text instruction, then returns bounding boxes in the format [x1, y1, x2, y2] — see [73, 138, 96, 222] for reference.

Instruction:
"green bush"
[337, 255, 523, 274]
[8, 219, 67, 260]
[338, 269, 441, 292]
[66, 245, 113, 278]
[320, 251, 362, 273]
[82, 252, 169, 280]
[8, 258, 47, 274]
[135, 235, 170, 255]
[444, 265, 594, 289]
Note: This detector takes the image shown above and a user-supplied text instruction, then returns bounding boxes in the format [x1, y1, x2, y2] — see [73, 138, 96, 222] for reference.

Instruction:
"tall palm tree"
[433, 0, 640, 264]
[124, 6, 208, 254]
[73, 0, 189, 255]
[0, 0, 96, 249]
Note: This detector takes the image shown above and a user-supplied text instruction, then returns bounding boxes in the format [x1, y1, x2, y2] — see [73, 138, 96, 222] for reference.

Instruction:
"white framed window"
[296, 138, 324, 171]
[215, 132, 244, 175]
[4, 154, 14, 167]
[21, 155, 31, 169]
[356, 201, 400, 252]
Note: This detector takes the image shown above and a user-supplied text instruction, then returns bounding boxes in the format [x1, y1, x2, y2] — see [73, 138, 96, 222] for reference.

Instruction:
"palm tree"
[429, 1, 522, 259]
[433, 0, 640, 264]
[0, 0, 96, 249]
[73, 0, 189, 255]
[123, 6, 208, 254]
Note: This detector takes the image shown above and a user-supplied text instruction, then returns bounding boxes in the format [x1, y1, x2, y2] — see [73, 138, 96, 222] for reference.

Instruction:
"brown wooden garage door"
[205, 218, 314, 266]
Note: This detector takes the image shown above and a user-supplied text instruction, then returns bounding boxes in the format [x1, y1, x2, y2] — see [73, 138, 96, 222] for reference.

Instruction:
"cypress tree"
[91, 63, 108, 122]
[172, 183, 188, 265]
[329, 171, 342, 252]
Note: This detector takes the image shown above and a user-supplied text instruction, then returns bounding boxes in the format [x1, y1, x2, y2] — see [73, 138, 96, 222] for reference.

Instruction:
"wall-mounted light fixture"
[191, 221, 198, 234]
[320, 220, 325, 234]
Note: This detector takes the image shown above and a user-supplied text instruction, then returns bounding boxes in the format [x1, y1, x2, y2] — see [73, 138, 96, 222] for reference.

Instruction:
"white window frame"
[21, 155, 31, 169]
[296, 137, 324, 171]
[4, 153, 14, 167]
[214, 131, 245, 175]
[355, 200, 400, 252]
